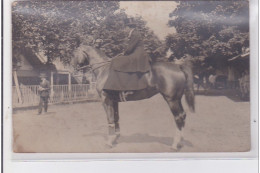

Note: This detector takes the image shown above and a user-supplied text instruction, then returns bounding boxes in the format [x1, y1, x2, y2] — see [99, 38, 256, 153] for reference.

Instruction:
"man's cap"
[125, 17, 136, 27]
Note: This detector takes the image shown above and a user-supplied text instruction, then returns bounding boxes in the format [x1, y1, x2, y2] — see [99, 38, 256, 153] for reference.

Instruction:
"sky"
[120, 1, 177, 40]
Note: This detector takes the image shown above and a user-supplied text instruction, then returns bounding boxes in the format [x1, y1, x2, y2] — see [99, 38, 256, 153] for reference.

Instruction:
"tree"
[166, 1, 249, 73]
[12, 1, 162, 67]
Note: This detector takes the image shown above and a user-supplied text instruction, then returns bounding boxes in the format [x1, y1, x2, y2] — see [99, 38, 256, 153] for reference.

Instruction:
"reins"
[76, 52, 124, 72]
[77, 60, 111, 72]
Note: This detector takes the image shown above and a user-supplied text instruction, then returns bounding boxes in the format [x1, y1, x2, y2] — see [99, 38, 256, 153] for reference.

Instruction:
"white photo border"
[3, 0, 258, 165]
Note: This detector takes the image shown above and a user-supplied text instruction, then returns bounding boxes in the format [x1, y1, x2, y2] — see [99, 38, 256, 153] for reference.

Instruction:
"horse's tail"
[180, 61, 195, 112]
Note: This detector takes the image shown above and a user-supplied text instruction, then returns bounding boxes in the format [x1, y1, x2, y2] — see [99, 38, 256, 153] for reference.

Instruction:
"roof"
[228, 51, 250, 62]
[35, 51, 48, 64]
[13, 46, 57, 72]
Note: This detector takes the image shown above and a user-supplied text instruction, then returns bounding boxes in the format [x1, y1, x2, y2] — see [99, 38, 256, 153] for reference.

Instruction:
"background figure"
[227, 66, 236, 89]
[194, 72, 207, 92]
[209, 73, 216, 89]
[82, 75, 90, 84]
[38, 73, 50, 115]
[239, 70, 250, 99]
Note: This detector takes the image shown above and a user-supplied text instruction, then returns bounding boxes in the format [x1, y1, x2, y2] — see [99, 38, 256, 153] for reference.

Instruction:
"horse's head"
[71, 45, 90, 68]
[72, 45, 107, 66]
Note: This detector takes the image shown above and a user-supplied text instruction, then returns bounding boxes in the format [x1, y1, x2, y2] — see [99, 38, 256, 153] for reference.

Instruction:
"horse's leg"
[113, 101, 120, 135]
[101, 91, 117, 147]
[164, 97, 186, 151]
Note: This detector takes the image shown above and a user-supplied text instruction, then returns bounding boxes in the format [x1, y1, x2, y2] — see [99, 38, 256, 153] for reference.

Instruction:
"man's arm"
[39, 81, 50, 91]
[124, 30, 141, 55]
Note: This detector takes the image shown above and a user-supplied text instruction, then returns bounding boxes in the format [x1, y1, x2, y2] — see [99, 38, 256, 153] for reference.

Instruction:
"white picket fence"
[12, 83, 99, 108]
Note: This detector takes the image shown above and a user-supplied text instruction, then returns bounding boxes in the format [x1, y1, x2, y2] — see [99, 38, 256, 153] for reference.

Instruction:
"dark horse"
[76, 46, 195, 150]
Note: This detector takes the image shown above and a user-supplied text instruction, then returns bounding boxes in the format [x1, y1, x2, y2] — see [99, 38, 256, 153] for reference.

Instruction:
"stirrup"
[119, 91, 134, 102]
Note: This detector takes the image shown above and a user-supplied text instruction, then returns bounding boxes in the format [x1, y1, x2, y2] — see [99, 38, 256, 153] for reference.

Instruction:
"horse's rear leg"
[164, 97, 186, 151]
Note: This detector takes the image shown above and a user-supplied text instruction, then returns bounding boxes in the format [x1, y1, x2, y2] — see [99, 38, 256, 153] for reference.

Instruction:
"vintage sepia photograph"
[11, 1, 250, 153]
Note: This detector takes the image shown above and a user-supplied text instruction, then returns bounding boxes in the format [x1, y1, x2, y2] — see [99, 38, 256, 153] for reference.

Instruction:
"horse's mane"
[92, 47, 109, 61]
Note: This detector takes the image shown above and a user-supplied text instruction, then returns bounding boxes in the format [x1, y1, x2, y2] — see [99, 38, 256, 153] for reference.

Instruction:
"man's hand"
[38, 87, 44, 91]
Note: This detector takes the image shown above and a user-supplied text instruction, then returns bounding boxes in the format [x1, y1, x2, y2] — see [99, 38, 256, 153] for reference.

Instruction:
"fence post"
[13, 70, 23, 104]
[68, 73, 72, 103]
[50, 71, 54, 101]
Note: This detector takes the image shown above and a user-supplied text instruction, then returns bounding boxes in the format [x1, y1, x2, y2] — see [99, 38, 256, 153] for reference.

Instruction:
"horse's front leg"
[114, 101, 120, 135]
[101, 91, 119, 147]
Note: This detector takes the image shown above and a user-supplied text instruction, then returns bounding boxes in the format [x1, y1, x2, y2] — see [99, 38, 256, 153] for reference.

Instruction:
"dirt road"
[13, 94, 250, 153]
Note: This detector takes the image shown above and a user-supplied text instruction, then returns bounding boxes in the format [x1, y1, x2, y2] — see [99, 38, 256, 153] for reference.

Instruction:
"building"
[12, 47, 80, 105]
[227, 48, 250, 89]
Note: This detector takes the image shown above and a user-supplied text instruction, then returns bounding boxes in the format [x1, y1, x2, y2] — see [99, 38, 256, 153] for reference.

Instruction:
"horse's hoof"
[105, 140, 115, 148]
[106, 135, 117, 148]
[171, 143, 182, 152]
[105, 142, 114, 148]
[115, 132, 120, 138]
[171, 147, 178, 152]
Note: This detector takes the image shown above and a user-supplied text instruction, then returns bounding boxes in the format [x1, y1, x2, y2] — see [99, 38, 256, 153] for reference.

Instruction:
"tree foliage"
[166, 1, 249, 73]
[12, 1, 162, 66]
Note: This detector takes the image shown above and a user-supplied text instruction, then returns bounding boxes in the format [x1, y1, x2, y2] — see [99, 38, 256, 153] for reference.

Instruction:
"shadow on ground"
[117, 133, 193, 148]
[195, 89, 249, 102]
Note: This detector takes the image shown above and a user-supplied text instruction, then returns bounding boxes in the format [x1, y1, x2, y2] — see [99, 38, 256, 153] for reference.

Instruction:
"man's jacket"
[39, 80, 50, 97]
[111, 29, 150, 73]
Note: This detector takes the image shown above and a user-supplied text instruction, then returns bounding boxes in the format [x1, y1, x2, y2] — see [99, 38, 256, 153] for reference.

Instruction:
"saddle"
[103, 67, 150, 91]
[103, 53, 151, 91]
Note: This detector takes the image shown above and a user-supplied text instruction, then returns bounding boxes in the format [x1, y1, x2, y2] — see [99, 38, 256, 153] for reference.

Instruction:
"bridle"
[76, 52, 124, 72]
[76, 60, 111, 72]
